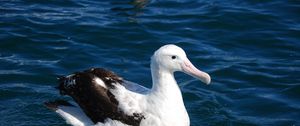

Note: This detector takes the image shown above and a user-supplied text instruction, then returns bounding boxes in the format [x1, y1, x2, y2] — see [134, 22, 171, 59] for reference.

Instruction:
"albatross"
[45, 44, 211, 126]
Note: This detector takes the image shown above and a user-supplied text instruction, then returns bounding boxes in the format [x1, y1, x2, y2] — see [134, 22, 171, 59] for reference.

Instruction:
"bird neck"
[146, 60, 190, 126]
[149, 63, 183, 103]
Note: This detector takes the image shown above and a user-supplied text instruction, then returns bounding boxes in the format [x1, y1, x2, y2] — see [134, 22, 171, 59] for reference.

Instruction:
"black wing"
[53, 68, 144, 126]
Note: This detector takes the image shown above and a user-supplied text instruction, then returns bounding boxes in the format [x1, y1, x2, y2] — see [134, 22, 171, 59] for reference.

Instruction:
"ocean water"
[0, 0, 299, 126]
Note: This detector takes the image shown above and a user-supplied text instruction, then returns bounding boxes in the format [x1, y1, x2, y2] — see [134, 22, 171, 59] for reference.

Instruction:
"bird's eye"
[171, 56, 176, 59]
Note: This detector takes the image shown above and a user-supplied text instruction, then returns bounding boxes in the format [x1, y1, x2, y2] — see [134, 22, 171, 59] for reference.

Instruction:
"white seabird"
[45, 44, 211, 126]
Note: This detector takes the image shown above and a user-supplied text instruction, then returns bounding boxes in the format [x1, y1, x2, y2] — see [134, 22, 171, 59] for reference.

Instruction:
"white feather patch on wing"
[94, 119, 129, 126]
[55, 105, 93, 126]
[94, 77, 107, 89]
[109, 82, 145, 116]
[55, 104, 131, 126]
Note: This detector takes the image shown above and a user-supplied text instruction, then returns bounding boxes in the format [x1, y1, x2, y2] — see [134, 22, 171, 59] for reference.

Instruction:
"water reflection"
[110, 0, 150, 22]
[130, 0, 150, 9]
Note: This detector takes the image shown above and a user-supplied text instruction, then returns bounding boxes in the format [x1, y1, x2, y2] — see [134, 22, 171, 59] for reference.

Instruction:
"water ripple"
[0, 0, 299, 125]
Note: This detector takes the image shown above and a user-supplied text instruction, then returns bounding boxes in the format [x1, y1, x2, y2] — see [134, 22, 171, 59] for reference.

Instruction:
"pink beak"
[181, 59, 211, 85]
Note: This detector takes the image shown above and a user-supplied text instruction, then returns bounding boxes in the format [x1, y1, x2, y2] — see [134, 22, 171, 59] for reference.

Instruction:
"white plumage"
[47, 44, 211, 126]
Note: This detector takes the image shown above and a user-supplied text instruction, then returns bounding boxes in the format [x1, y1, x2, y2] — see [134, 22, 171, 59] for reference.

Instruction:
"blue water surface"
[0, 0, 299, 126]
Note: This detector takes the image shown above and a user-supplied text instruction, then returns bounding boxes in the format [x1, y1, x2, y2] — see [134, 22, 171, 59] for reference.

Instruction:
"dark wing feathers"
[44, 100, 74, 111]
[50, 68, 144, 126]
